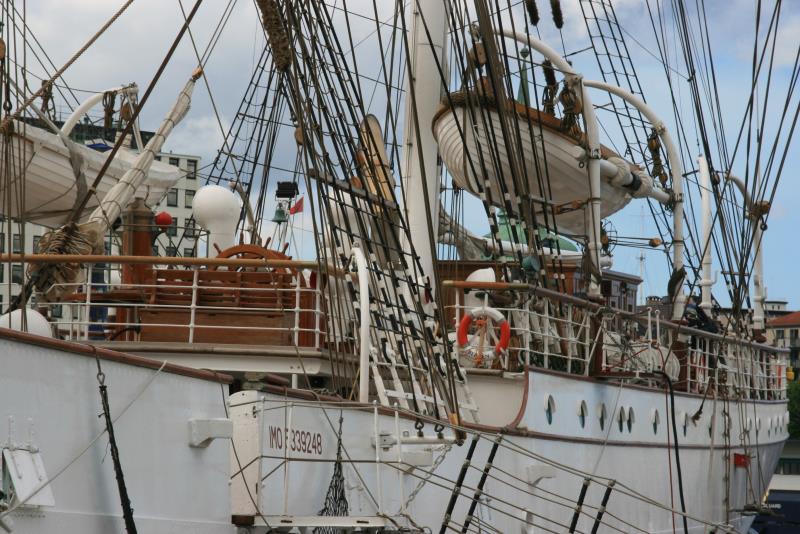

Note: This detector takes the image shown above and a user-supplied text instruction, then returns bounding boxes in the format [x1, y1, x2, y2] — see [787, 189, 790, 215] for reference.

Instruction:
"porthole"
[745, 418, 753, 434]
[680, 411, 688, 437]
[651, 408, 660, 435]
[618, 407, 626, 433]
[627, 407, 635, 433]
[545, 395, 555, 425]
[756, 418, 762, 435]
[578, 400, 588, 429]
[598, 404, 607, 431]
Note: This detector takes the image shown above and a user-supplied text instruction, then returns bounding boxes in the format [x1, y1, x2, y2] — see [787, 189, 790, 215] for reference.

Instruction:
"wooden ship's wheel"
[210, 244, 297, 276]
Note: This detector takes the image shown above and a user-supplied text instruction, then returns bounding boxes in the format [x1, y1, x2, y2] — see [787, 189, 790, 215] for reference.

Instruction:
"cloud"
[25, 0, 262, 131]
[165, 114, 227, 164]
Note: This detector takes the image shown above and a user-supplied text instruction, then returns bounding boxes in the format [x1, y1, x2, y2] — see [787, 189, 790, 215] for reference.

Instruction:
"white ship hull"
[0, 123, 182, 227]
[0, 329, 235, 534]
[433, 105, 633, 235]
[233, 370, 788, 533]
[0, 322, 787, 533]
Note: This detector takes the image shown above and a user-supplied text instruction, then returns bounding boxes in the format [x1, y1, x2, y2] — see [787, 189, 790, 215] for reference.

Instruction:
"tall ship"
[0, 0, 794, 532]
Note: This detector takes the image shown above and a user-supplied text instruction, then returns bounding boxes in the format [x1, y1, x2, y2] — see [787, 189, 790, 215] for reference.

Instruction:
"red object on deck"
[154, 211, 173, 230]
[733, 453, 751, 468]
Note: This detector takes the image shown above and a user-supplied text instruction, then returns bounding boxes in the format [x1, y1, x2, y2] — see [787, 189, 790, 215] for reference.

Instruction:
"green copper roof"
[484, 211, 579, 252]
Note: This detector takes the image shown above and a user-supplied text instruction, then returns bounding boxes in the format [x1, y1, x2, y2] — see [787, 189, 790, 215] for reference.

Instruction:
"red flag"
[733, 453, 750, 468]
[289, 196, 304, 215]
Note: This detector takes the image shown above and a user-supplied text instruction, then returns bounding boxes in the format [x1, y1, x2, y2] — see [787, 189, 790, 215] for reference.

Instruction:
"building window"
[601, 280, 612, 297]
[776, 329, 785, 340]
[154, 155, 162, 161]
[12, 234, 21, 253]
[791, 329, 798, 340]
[32, 235, 41, 252]
[184, 247, 195, 258]
[0, 232, 5, 253]
[185, 189, 194, 208]
[166, 246, 177, 257]
[152, 245, 160, 256]
[166, 188, 178, 207]
[186, 159, 197, 180]
[51, 305, 63, 318]
[166, 219, 178, 237]
[0, 264, 3, 281]
[11, 264, 23, 284]
[169, 157, 180, 167]
[185, 218, 196, 238]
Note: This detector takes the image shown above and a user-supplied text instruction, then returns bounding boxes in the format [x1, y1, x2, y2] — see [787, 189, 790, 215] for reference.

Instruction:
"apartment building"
[768, 311, 800, 367]
[152, 152, 201, 258]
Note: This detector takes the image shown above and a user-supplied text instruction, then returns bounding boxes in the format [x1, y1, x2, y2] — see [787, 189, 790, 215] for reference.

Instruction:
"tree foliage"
[789, 380, 800, 439]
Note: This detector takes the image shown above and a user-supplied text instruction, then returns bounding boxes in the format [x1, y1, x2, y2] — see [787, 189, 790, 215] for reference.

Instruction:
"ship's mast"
[698, 155, 713, 313]
[401, 1, 448, 286]
[638, 251, 646, 306]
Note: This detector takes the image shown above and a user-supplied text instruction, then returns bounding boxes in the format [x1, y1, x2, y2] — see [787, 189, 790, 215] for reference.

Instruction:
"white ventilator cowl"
[0, 308, 54, 338]
[464, 268, 496, 309]
[193, 185, 241, 255]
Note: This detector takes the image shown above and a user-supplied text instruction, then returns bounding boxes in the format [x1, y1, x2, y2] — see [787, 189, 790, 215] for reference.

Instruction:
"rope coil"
[255, 0, 292, 71]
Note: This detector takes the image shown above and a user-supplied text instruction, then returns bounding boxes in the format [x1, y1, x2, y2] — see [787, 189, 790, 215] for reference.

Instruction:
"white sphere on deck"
[192, 185, 241, 255]
[0, 308, 54, 338]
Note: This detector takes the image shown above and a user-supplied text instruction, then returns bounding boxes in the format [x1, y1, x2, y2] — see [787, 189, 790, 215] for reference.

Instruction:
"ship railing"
[443, 280, 789, 400]
[3, 254, 331, 348]
[449, 288, 594, 375]
[39, 275, 325, 348]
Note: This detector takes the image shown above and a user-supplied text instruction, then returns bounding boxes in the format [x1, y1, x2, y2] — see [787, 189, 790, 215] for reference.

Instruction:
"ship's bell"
[272, 205, 288, 223]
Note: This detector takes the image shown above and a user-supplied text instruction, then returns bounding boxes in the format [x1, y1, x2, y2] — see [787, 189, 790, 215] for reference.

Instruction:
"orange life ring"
[457, 307, 511, 355]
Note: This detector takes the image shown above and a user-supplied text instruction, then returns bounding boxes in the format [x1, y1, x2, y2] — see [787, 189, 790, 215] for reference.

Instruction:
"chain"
[402, 443, 452, 510]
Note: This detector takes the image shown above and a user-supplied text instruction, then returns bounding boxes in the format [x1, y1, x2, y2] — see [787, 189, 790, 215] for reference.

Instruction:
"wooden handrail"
[0, 253, 332, 270]
[441, 280, 530, 290]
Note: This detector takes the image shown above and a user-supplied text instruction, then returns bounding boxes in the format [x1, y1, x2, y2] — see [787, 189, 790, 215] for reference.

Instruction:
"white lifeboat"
[0, 85, 184, 227]
[432, 86, 659, 235]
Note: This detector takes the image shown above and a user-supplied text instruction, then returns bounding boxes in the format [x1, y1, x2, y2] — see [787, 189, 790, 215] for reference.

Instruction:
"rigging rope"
[94, 357, 137, 534]
[0, 0, 134, 133]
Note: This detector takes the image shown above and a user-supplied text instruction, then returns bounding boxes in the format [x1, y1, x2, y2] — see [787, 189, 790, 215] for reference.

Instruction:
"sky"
[18, 0, 800, 309]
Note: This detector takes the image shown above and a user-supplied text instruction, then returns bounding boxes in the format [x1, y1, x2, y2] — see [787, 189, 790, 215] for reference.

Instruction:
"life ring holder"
[457, 306, 511, 356]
